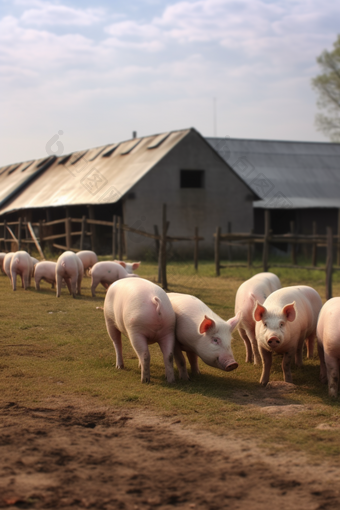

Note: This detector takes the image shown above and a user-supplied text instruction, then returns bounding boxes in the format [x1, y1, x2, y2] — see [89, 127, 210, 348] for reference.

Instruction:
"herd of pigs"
[1, 249, 340, 398]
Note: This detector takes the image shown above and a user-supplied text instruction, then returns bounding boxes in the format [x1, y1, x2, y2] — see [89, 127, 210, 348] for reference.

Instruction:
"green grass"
[1, 259, 340, 461]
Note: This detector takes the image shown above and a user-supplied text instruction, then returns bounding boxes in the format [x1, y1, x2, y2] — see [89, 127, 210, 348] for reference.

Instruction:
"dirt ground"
[1, 397, 340, 510]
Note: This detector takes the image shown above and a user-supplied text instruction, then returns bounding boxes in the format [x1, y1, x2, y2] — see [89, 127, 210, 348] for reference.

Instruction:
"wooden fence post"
[39, 220, 44, 251]
[24, 217, 30, 254]
[160, 204, 168, 290]
[312, 222, 317, 267]
[262, 210, 270, 272]
[326, 227, 333, 300]
[194, 227, 199, 270]
[18, 217, 22, 251]
[227, 222, 232, 261]
[3, 219, 8, 252]
[154, 225, 161, 283]
[80, 216, 86, 251]
[215, 226, 221, 276]
[88, 205, 97, 253]
[247, 229, 253, 269]
[337, 209, 340, 266]
[290, 221, 297, 265]
[118, 216, 123, 260]
[65, 217, 72, 250]
[112, 215, 117, 258]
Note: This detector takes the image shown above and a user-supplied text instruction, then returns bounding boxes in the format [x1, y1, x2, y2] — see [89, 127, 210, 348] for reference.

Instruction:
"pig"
[235, 272, 281, 365]
[317, 297, 340, 398]
[104, 277, 176, 383]
[3, 252, 14, 279]
[0, 252, 6, 274]
[34, 261, 57, 290]
[77, 250, 98, 275]
[31, 256, 39, 268]
[56, 251, 83, 298]
[90, 261, 130, 297]
[114, 260, 141, 274]
[10, 250, 34, 290]
[254, 285, 322, 385]
[168, 292, 240, 378]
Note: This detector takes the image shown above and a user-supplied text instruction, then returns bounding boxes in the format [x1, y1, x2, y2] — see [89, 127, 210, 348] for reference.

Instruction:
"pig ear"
[282, 302, 296, 322]
[199, 315, 216, 334]
[226, 311, 241, 332]
[253, 301, 266, 322]
[116, 261, 126, 268]
[132, 262, 141, 270]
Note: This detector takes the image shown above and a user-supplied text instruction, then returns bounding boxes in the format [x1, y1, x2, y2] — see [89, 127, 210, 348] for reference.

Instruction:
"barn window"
[180, 170, 205, 188]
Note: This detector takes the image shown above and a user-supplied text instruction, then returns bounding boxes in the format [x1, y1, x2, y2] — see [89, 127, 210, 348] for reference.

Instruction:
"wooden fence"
[214, 211, 338, 299]
[0, 205, 203, 291]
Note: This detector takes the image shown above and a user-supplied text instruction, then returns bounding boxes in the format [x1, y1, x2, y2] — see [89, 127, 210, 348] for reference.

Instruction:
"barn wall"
[123, 130, 254, 259]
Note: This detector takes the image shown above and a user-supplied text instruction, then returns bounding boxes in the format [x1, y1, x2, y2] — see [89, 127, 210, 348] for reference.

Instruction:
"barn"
[0, 128, 257, 258]
[207, 137, 340, 246]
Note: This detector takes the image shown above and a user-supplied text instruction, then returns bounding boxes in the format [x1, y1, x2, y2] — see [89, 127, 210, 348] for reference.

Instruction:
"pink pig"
[254, 285, 322, 385]
[34, 261, 57, 290]
[90, 261, 130, 297]
[114, 260, 141, 274]
[168, 292, 240, 378]
[0, 252, 6, 274]
[235, 272, 281, 365]
[3, 252, 14, 279]
[104, 277, 176, 383]
[317, 297, 340, 398]
[77, 250, 98, 275]
[10, 251, 33, 290]
[56, 251, 83, 298]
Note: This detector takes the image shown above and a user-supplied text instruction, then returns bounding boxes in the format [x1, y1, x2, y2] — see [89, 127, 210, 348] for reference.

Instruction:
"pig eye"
[280, 322, 284, 328]
[211, 337, 220, 345]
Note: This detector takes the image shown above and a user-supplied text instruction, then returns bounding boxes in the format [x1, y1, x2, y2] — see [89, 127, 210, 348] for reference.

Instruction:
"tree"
[312, 35, 340, 142]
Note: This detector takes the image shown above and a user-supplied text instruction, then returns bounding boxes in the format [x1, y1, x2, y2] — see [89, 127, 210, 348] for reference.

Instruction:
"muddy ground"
[1, 396, 340, 510]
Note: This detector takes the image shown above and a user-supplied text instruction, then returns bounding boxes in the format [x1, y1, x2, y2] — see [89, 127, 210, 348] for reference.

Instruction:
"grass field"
[1, 258, 340, 461]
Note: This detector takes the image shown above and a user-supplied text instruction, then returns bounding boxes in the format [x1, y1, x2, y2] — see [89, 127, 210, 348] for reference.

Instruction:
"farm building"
[0, 128, 257, 258]
[207, 137, 340, 244]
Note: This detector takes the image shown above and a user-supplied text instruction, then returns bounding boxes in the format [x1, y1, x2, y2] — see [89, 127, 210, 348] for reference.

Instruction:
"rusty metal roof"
[0, 130, 191, 214]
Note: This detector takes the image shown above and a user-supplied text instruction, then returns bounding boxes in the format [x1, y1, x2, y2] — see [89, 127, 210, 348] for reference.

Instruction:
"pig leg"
[35, 278, 41, 291]
[317, 339, 328, 384]
[158, 334, 176, 384]
[129, 333, 151, 383]
[259, 345, 272, 386]
[56, 272, 63, 297]
[77, 274, 82, 295]
[70, 277, 77, 298]
[105, 317, 124, 368]
[11, 270, 17, 291]
[23, 271, 29, 290]
[246, 328, 261, 365]
[239, 327, 253, 363]
[186, 351, 201, 375]
[173, 341, 189, 380]
[64, 277, 73, 295]
[91, 277, 99, 297]
[325, 353, 339, 398]
[282, 350, 294, 383]
[305, 333, 315, 359]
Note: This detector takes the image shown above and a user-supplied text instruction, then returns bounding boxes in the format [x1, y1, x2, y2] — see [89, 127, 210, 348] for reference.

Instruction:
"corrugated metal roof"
[0, 129, 191, 214]
[207, 137, 340, 209]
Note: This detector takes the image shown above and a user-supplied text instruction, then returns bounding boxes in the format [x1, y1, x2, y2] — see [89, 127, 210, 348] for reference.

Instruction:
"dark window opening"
[180, 170, 204, 188]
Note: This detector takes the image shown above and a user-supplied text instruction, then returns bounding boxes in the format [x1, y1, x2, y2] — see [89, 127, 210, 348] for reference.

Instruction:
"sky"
[0, 0, 339, 166]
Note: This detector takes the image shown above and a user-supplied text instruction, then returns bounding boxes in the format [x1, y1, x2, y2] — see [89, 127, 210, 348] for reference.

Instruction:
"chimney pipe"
[132, 131, 137, 139]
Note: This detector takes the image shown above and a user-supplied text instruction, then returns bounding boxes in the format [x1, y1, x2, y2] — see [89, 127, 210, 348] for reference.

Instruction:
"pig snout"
[267, 336, 281, 347]
[218, 357, 238, 371]
[225, 359, 238, 372]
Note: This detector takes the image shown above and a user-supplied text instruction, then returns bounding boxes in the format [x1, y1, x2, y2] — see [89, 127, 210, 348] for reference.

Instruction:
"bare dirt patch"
[1, 398, 340, 510]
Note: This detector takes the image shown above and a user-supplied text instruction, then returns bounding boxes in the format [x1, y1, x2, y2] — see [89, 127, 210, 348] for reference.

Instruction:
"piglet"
[10, 251, 33, 290]
[168, 292, 240, 378]
[34, 261, 57, 290]
[317, 297, 340, 398]
[254, 285, 322, 385]
[104, 277, 176, 383]
[56, 251, 83, 298]
[235, 272, 281, 365]
[77, 250, 98, 275]
[90, 261, 130, 297]
[114, 260, 141, 274]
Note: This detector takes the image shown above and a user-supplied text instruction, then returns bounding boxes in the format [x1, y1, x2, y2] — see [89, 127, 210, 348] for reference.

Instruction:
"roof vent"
[132, 131, 137, 139]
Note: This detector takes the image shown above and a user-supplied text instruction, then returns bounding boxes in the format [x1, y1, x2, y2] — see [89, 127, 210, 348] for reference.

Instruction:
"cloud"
[19, 1, 104, 26]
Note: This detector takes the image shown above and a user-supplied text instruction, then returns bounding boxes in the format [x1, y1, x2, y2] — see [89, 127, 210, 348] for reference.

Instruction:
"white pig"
[114, 260, 141, 274]
[34, 261, 57, 290]
[235, 272, 281, 365]
[3, 252, 14, 279]
[104, 277, 176, 383]
[254, 285, 322, 385]
[0, 252, 6, 274]
[10, 251, 33, 290]
[77, 250, 98, 275]
[90, 261, 129, 297]
[317, 297, 340, 398]
[168, 292, 240, 378]
[56, 251, 83, 298]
